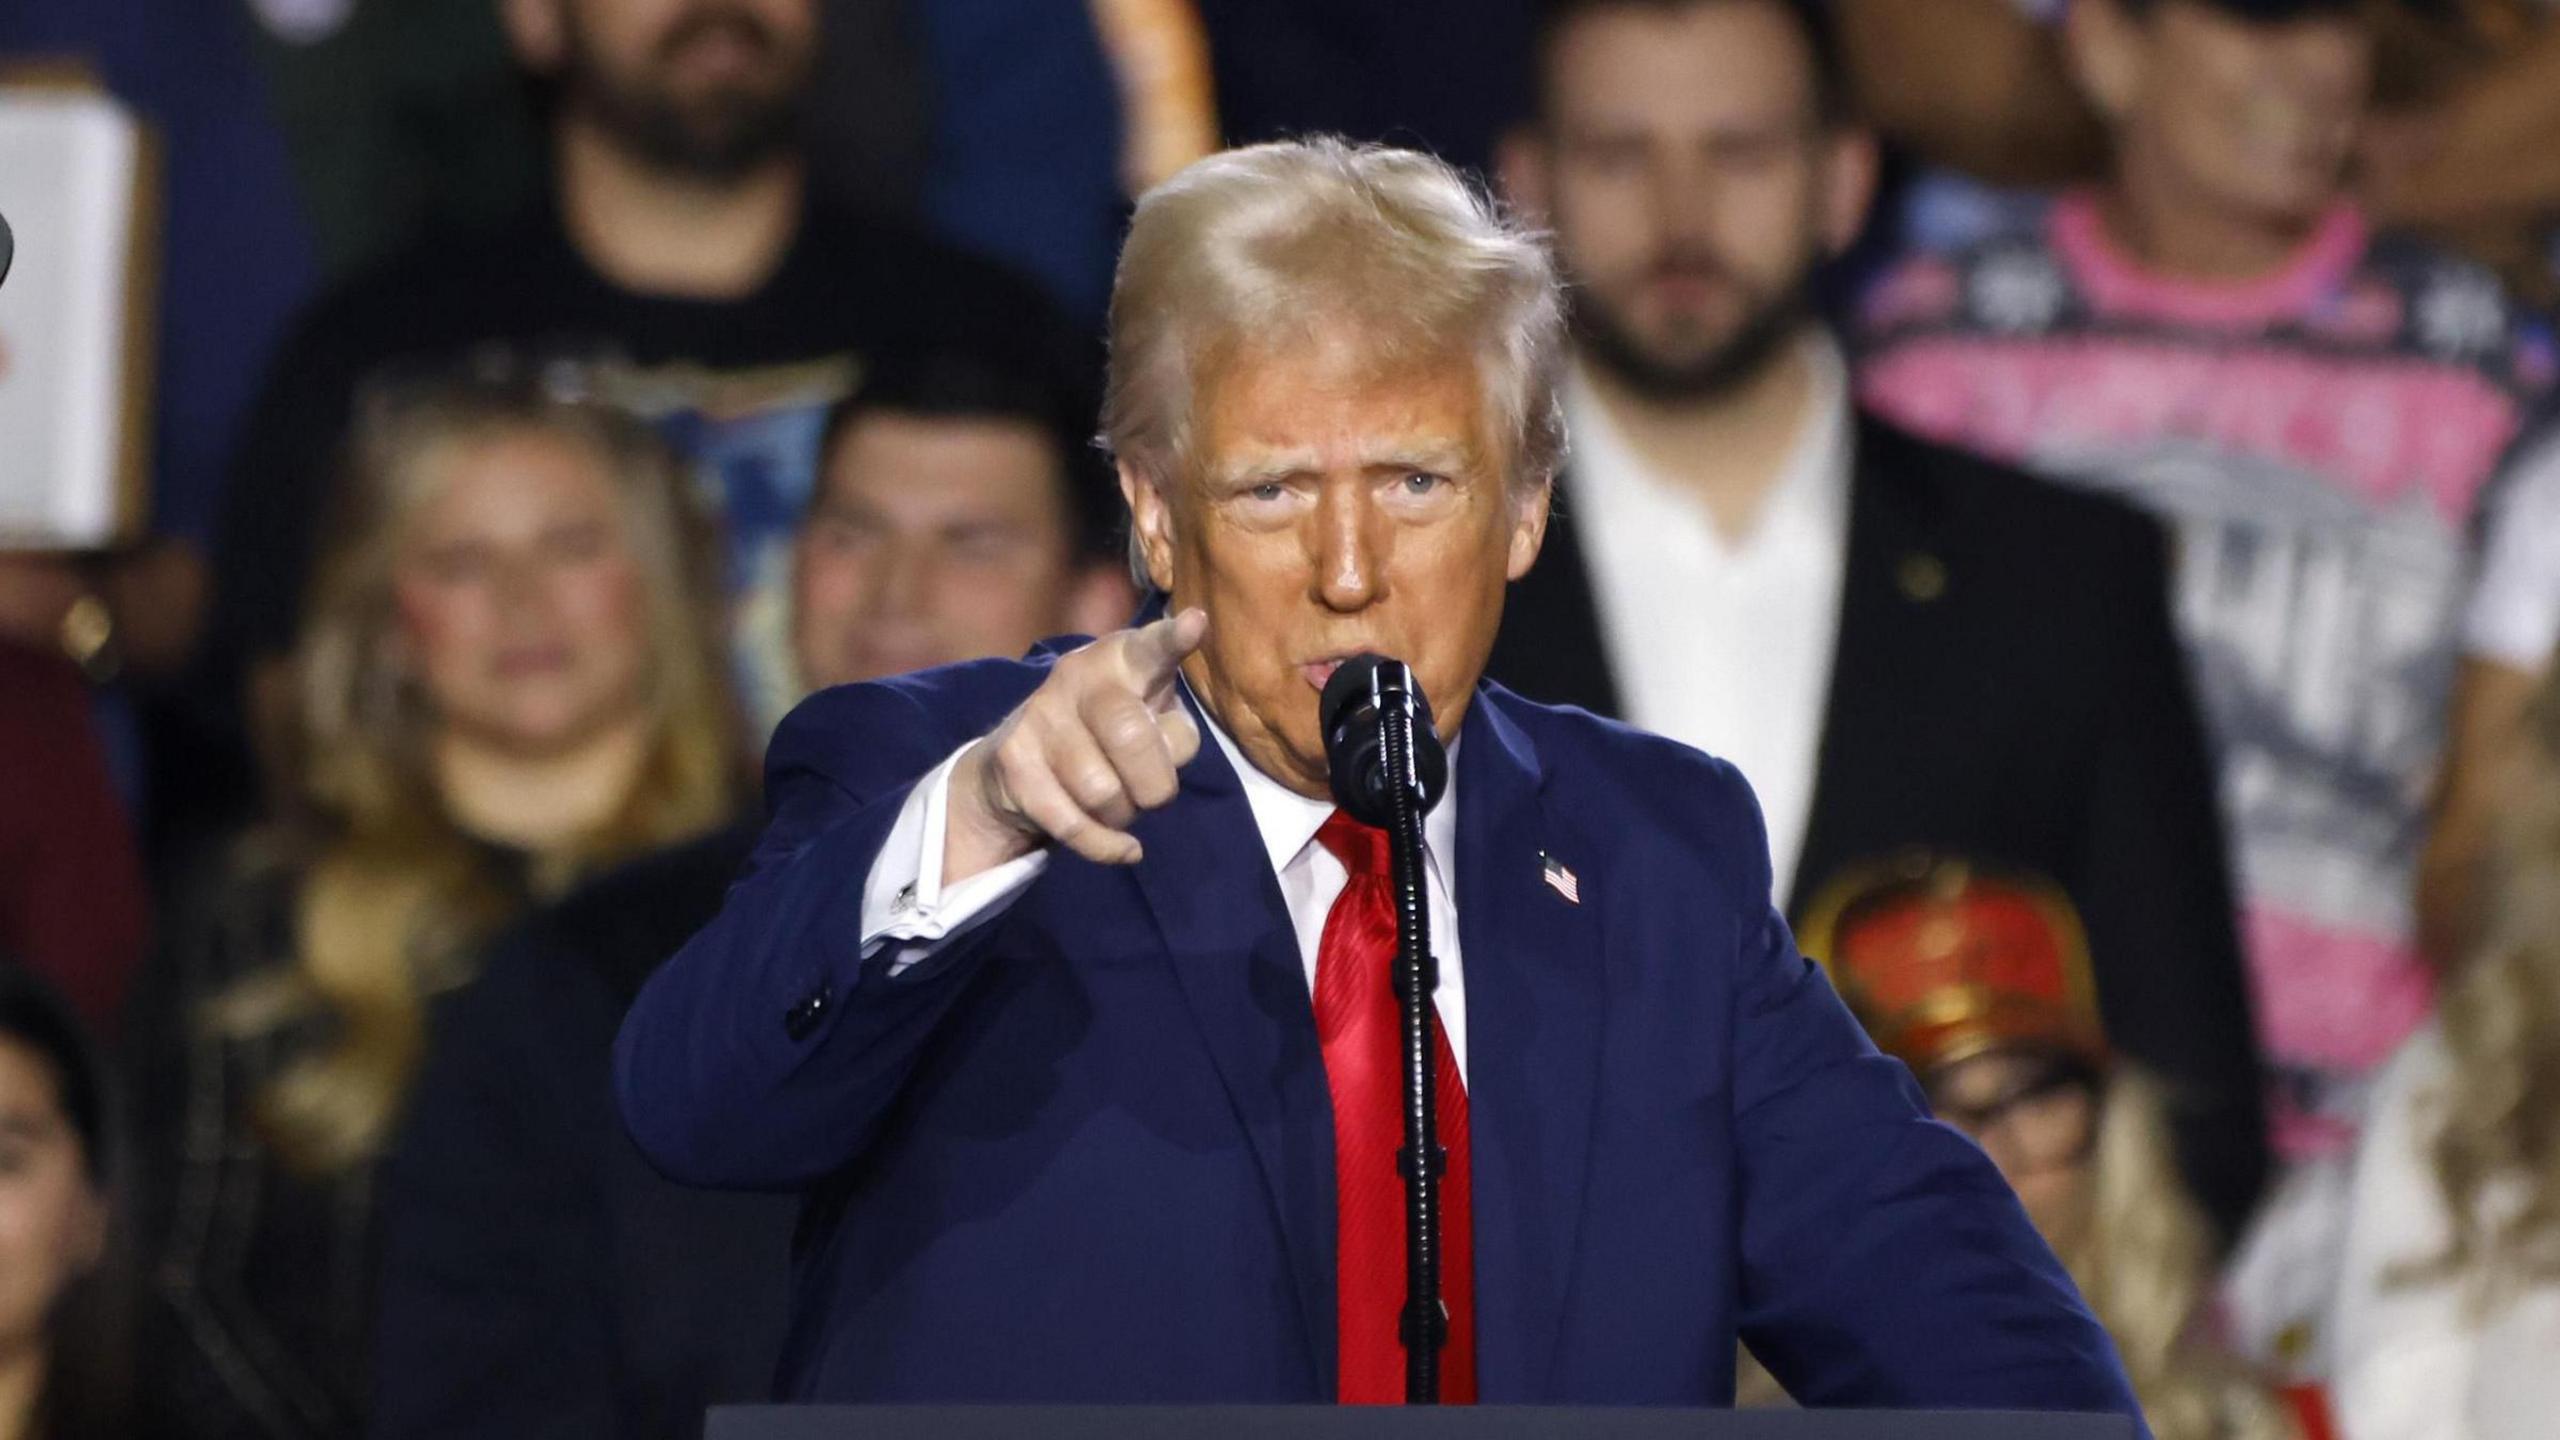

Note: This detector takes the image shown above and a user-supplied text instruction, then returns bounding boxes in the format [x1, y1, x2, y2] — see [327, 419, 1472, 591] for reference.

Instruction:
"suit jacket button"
[783, 983, 833, 1041]
[1897, 552, 1948, 602]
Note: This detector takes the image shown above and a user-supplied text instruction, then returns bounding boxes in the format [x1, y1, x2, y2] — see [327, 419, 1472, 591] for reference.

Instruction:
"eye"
[945, 526, 1020, 562]
[544, 521, 613, 563]
[1573, 136, 1648, 176]
[1248, 481, 1286, 503]
[809, 514, 882, 553]
[1400, 472, 1447, 495]
[417, 546, 491, 585]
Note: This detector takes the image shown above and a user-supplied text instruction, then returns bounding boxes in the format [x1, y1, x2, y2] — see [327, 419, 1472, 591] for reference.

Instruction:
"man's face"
[792, 412, 1123, 692]
[2089, 1, 2371, 229]
[1502, 1, 1872, 399]
[1125, 331, 1549, 799]
[546, 0, 817, 178]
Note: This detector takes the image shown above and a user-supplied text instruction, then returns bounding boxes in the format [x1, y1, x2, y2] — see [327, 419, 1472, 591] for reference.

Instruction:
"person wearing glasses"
[1804, 853, 2301, 1440]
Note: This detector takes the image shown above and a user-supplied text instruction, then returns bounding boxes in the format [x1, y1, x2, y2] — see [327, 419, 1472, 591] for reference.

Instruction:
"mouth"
[664, 19, 775, 74]
[1301, 656, 1356, 692]
[493, 645, 574, 679]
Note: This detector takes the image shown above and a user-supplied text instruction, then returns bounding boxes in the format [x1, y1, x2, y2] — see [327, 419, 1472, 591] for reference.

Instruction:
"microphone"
[0, 210, 13, 290]
[1319, 653, 1455, 1400]
[1320, 654, 1449, 827]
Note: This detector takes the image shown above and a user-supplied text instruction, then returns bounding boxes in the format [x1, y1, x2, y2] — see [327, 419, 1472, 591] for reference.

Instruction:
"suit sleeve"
[1712, 761, 2148, 1424]
[373, 938, 620, 1439]
[614, 669, 1031, 1189]
[2070, 517, 2270, 1247]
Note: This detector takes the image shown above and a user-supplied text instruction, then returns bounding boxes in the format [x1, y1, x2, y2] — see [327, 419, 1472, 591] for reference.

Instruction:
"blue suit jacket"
[615, 644, 2144, 1419]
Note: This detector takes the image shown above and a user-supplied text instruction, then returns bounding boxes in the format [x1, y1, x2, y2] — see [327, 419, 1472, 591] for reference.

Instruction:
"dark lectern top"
[709, 1406, 2139, 1440]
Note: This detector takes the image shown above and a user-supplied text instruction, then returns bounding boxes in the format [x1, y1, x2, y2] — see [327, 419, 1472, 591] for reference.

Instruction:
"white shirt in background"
[2463, 423, 2560, 674]
[1564, 336, 1854, 902]
[2331, 1023, 2560, 1440]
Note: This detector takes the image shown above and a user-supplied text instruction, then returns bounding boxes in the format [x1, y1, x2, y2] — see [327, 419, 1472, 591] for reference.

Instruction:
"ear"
[1064, 562, 1140, 637]
[1505, 477, 1553, 583]
[499, 0, 568, 74]
[1818, 129, 1883, 260]
[1119, 461, 1179, 595]
[2063, 0, 2146, 125]
[1494, 125, 1555, 228]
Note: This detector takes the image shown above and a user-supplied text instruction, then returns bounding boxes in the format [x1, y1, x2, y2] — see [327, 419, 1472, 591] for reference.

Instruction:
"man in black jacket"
[1490, 0, 2268, 1240]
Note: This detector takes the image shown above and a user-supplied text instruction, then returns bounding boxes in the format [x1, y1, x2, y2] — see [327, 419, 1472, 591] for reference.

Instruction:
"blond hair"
[2062, 1070, 2296, 1440]
[213, 375, 739, 1176]
[1101, 137, 1568, 575]
[2419, 654, 2560, 1301]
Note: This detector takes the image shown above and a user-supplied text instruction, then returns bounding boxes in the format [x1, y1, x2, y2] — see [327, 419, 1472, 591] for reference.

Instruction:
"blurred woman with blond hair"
[130, 370, 740, 1440]
[2333, 652, 2560, 1440]
[1801, 853, 2300, 1440]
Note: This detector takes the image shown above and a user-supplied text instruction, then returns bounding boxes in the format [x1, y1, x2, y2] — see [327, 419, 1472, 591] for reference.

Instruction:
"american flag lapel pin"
[1539, 851, 1581, 905]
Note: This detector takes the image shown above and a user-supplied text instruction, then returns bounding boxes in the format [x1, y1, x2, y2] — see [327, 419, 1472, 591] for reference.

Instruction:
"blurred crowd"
[4, 0, 2560, 1437]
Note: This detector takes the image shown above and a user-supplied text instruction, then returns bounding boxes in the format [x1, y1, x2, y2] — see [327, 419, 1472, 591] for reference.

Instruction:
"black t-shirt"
[205, 199, 1080, 734]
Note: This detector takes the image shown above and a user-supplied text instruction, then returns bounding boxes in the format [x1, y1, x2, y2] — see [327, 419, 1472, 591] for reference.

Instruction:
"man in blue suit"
[615, 136, 2143, 1419]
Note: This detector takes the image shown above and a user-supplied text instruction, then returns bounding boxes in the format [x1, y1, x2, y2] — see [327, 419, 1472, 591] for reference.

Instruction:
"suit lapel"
[1125, 704, 1338, 1395]
[1793, 418, 1954, 918]
[1453, 690, 1606, 1399]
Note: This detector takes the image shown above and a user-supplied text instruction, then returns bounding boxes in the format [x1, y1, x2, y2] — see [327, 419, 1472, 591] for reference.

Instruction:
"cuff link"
[894, 881, 919, 915]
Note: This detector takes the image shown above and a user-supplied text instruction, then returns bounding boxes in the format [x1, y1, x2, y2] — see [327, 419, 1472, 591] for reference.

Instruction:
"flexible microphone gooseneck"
[1318, 655, 1451, 1404]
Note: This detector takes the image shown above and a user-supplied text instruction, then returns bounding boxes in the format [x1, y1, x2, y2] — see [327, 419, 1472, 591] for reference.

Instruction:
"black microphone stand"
[1377, 699, 1445, 1405]
[1320, 657, 1450, 1405]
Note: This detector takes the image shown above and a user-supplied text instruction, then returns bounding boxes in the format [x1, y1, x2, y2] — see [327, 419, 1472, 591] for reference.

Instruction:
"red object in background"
[2282, 1382, 2340, 1440]
[0, 640, 145, 1034]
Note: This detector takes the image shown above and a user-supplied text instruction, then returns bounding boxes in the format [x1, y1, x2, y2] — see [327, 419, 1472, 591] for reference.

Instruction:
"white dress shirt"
[858, 703, 1471, 1081]
[1564, 336, 1853, 902]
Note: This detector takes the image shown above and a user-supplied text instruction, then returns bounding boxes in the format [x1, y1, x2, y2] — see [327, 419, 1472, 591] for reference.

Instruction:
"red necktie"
[1312, 811, 1475, 1405]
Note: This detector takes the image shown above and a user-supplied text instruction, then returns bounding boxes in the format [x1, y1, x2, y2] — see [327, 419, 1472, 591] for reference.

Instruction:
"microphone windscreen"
[1320, 654, 1396, 745]
[1321, 654, 1447, 824]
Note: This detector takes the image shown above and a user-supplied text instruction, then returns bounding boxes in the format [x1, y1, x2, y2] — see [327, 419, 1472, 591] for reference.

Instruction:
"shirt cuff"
[861, 740, 1049, 974]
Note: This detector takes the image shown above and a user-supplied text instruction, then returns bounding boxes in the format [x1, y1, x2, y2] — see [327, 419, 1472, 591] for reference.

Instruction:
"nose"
[1309, 479, 1385, 613]
[490, 551, 555, 622]
[1651, 149, 1723, 248]
[869, 537, 934, 620]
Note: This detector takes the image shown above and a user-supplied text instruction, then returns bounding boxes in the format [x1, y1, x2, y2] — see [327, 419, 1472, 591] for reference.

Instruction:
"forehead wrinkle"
[1205, 430, 1479, 490]
[1208, 444, 1324, 488]
[1368, 437, 1474, 473]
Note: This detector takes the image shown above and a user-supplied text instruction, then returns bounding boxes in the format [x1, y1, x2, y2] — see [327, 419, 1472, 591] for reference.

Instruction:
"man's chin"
[1224, 712, 1334, 799]
[1583, 321, 1802, 403]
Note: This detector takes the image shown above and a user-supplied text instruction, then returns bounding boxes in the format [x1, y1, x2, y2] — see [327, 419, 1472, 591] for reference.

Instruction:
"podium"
[708, 1408, 2139, 1440]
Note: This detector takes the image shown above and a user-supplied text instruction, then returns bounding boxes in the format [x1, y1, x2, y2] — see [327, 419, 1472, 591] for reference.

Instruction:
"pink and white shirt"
[1857, 193, 2557, 1165]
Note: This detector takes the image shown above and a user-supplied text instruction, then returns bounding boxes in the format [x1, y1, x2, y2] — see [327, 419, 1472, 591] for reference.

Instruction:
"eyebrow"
[1209, 441, 1476, 489]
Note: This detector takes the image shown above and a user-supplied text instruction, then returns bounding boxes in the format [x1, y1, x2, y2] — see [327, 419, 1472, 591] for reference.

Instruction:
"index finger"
[1119, 607, 1207, 699]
